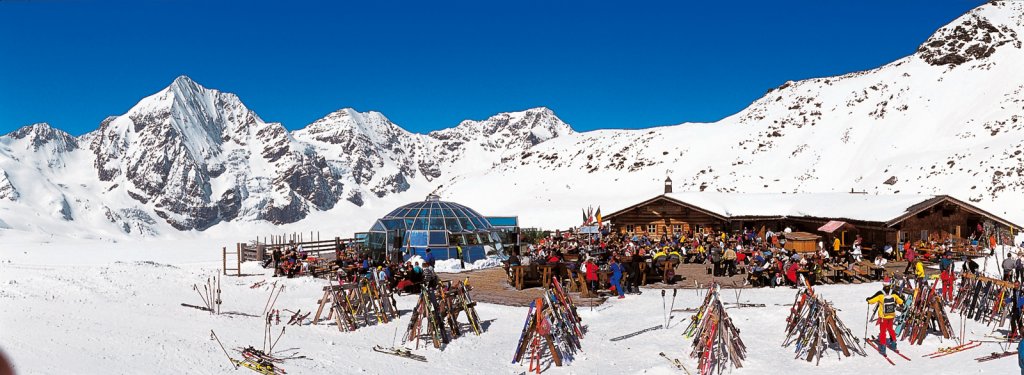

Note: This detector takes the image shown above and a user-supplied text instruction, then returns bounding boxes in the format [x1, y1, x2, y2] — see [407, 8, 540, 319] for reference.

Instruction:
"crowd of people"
[506, 226, 1022, 300]
[262, 241, 444, 297]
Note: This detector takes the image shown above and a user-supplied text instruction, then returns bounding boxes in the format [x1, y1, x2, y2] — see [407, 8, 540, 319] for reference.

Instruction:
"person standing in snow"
[723, 246, 738, 277]
[903, 246, 917, 275]
[457, 246, 464, 270]
[913, 258, 925, 283]
[939, 252, 956, 301]
[866, 277, 905, 357]
[1016, 251, 1024, 284]
[1006, 287, 1024, 340]
[584, 257, 599, 292]
[609, 256, 625, 299]
[1005, 253, 1018, 282]
[423, 248, 436, 268]
[422, 265, 438, 289]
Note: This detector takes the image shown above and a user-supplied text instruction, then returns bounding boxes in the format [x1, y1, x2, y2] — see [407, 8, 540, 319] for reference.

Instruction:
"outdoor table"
[828, 264, 846, 283]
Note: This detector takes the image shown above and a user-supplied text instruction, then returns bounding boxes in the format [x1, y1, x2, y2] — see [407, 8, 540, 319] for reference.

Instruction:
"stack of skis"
[312, 275, 399, 332]
[683, 283, 746, 375]
[182, 274, 222, 314]
[512, 279, 585, 373]
[951, 273, 1017, 327]
[211, 330, 301, 375]
[782, 287, 866, 364]
[892, 277, 955, 344]
[404, 279, 483, 349]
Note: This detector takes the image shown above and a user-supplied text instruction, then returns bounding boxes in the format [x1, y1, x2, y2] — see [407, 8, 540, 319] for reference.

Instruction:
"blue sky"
[0, 0, 984, 135]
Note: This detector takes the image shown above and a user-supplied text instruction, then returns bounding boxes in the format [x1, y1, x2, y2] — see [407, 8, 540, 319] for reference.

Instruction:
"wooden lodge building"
[603, 178, 1021, 249]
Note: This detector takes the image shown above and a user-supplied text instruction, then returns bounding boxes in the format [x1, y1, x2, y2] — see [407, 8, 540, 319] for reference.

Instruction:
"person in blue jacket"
[423, 248, 436, 268]
[1018, 338, 1023, 374]
[609, 256, 625, 299]
[1007, 288, 1024, 340]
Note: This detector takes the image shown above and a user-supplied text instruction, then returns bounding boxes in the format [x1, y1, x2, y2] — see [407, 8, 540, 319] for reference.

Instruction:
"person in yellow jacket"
[866, 277, 905, 356]
[914, 259, 925, 280]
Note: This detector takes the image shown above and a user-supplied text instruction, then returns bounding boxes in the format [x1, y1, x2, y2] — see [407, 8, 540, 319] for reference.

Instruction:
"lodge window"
[920, 230, 928, 241]
[648, 224, 657, 233]
[672, 224, 681, 234]
[625, 225, 635, 234]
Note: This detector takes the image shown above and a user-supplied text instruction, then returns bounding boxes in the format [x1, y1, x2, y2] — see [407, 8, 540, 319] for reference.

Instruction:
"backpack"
[883, 293, 896, 314]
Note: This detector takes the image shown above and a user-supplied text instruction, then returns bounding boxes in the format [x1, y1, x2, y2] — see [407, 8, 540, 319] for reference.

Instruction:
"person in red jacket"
[584, 257, 599, 292]
[903, 245, 917, 275]
[786, 262, 800, 286]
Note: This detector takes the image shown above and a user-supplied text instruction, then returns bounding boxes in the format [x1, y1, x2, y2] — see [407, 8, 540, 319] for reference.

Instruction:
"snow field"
[1, 240, 1021, 374]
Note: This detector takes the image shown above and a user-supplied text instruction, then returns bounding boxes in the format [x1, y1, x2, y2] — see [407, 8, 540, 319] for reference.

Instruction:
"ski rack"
[312, 275, 399, 332]
[782, 287, 866, 364]
[895, 277, 956, 344]
[511, 281, 585, 371]
[685, 282, 746, 375]
[403, 279, 484, 350]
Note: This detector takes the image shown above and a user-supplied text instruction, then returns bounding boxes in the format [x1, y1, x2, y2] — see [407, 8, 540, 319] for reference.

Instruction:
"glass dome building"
[365, 194, 519, 263]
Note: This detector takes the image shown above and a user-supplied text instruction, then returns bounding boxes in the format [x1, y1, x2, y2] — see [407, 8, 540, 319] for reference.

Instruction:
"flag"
[582, 208, 587, 225]
[596, 207, 602, 225]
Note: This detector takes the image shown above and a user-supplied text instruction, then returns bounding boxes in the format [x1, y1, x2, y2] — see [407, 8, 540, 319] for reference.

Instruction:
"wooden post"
[236, 244, 241, 276]
[222, 247, 227, 276]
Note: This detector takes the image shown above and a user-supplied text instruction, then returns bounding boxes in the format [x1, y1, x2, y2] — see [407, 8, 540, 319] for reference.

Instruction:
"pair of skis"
[975, 350, 1018, 362]
[659, 352, 693, 374]
[865, 336, 910, 365]
[373, 345, 427, 362]
[921, 340, 981, 358]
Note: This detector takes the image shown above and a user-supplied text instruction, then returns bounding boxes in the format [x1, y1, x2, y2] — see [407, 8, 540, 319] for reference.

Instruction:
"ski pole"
[210, 330, 238, 369]
[662, 290, 667, 328]
[270, 326, 286, 353]
[667, 289, 678, 329]
[262, 283, 278, 316]
[864, 303, 870, 341]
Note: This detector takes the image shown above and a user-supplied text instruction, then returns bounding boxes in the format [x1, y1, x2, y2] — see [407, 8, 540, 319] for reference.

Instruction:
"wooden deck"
[439, 268, 606, 307]
[438, 259, 940, 306]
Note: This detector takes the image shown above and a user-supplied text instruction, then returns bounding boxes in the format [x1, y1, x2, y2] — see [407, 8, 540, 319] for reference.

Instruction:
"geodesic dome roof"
[370, 194, 493, 233]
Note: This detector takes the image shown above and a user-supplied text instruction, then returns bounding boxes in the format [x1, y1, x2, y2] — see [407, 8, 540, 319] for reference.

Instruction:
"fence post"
[236, 243, 241, 276]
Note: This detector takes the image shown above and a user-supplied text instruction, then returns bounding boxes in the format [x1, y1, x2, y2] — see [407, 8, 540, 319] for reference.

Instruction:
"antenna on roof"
[427, 185, 443, 201]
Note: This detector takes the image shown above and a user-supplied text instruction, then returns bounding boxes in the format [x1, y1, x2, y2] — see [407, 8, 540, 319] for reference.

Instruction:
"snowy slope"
[1, 1, 1023, 239]
[2, 239, 1022, 374]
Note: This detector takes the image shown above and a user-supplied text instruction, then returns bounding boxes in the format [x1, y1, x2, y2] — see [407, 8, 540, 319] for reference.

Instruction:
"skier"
[866, 277, 905, 356]
[609, 256, 625, 299]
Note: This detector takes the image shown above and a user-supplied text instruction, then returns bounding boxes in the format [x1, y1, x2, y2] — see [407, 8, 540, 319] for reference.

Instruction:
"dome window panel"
[428, 231, 448, 246]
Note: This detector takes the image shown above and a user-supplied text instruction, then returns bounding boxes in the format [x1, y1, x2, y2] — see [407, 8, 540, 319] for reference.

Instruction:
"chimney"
[664, 176, 673, 194]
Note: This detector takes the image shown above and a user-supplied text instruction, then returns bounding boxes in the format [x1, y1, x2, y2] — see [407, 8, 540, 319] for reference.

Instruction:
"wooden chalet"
[603, 178, 1021, 249]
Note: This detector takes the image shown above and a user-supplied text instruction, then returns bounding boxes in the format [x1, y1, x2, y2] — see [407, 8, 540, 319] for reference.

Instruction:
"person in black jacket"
[962, 256, 979, 274]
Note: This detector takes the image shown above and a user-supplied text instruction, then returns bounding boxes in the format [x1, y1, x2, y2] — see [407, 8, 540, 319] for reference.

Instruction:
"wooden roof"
[603, 193, 1022, 230]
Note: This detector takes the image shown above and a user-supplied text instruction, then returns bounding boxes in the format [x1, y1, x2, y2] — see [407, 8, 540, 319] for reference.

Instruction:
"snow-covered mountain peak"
[295, 108, 410, 146]
[916, 1, 1023, 67]
[429, 107, 573, 153]
[2, 122, 79, 153]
